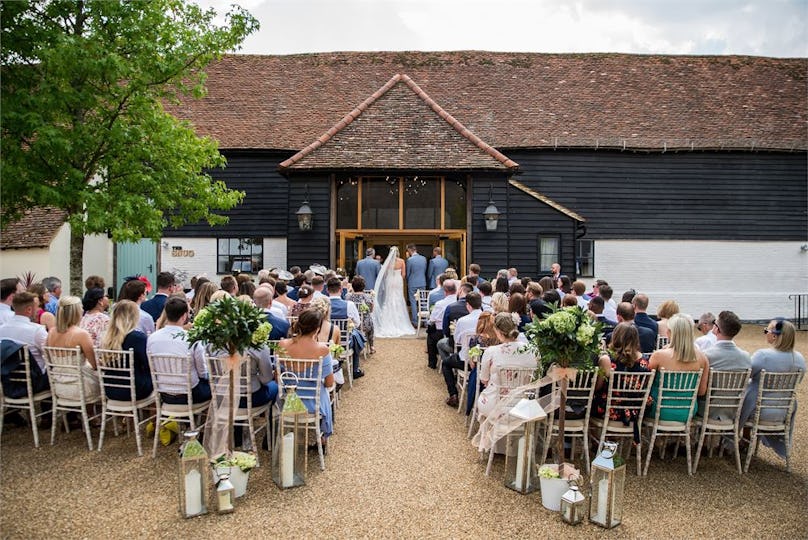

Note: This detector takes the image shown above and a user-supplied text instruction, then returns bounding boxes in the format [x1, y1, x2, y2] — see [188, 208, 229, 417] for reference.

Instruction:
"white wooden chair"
[590, 370, 656, 476]
[483, 365, 537, 475]
[331, 318, 355, 390]
[276, 356, 327, 472]
[693, 369, 751, 474]
[742, 369, 805, 473]
[466, 346, 488, 438]
[455, 331, 476, 414]
[43, 346, 101, 451]
[207, 353, 271, 464]
[95, 348, 156, 456]
[641, 368, 702, 476]
[656, 336, 670, 350]
[414, 289, 431, 337]
[540, 369, 598, 473]
[148, 354, 210, 457]
[0, 344, 51, 448]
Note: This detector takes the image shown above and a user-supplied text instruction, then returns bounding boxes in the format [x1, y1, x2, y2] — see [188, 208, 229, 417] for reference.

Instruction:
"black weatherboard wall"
[286, 176, 331, 270]
[506, 150, 808, 240]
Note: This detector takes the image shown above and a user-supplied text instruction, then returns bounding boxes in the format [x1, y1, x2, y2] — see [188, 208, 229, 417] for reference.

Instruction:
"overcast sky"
[199, 0, 807, 57]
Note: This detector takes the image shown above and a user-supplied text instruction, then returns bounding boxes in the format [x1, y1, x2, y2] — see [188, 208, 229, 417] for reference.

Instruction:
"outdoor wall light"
[296, 184, 313, 231]
[483, 183, 501, 232]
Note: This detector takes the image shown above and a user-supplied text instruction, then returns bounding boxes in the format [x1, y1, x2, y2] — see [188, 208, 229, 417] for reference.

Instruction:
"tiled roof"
[167, 51, 807, 152]
[280, 74, 518, 171]
[509, 179, 585, 222]
[1, 207, 67, 249]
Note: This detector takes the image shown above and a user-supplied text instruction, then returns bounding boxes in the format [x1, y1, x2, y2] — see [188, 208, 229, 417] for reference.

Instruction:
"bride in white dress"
[372, 246, 416, 337]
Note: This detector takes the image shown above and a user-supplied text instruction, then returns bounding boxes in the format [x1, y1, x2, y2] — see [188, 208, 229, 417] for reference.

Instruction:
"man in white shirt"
[0, 292, 48, 373]
[427, 279, 457, 369]
[326, 277, 360, 326]
[0, 278, 24, 326]
[441, 292, 482, 408]
[694, 312, 718, 351]
[508, 267, 519, 285]
[600, 283, 618, 322]
[146, 297, 210, 403]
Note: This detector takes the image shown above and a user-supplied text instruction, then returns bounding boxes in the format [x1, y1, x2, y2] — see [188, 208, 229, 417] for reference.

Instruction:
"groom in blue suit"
[355, 248, 382, 290]
[405, 243, 427, 325]
[426, 246, 449, 289]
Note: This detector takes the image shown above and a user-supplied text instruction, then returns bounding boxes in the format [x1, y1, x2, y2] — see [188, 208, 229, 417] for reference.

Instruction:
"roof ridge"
[279, 73, 518, 171]
[508, 179, 586, 222]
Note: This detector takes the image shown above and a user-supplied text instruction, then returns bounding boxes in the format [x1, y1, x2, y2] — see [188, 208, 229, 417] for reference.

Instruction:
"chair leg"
[643, 430, 656, 476]
[457, 381, 466, 414]
[151, 411, 161, 458]
[684, 432, 693, 475]
[485, 446, 495, 476]
[98, 406, 108, 452]
[743, 429, 757, 473]
[693, 427, 707, 474]
[50, 405, 58, 446]
[582, 429, 591, 474]
[636, 440, 644, 477]
[82, 405, 94, 451]
[31, 402, 42, 448]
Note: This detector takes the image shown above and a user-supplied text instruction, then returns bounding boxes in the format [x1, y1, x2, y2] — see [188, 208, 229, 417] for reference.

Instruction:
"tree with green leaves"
[1, 0, 258, 293]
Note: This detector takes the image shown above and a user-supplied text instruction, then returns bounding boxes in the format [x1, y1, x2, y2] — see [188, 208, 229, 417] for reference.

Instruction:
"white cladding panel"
[589, 240, 808, 321]
[160, 237, 287, 289]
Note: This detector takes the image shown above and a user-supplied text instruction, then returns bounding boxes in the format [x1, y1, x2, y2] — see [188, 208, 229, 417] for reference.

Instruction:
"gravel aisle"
[1, 329, 806, 538]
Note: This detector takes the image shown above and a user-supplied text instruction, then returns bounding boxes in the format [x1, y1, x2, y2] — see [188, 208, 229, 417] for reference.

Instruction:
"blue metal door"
[116, 240, 157, 299]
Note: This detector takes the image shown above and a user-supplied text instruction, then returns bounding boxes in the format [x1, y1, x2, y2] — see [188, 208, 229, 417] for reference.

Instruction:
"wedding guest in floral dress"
[79, 288, 110, 347]
[27, 283, 56, 331]
[346, 276, 375, 354]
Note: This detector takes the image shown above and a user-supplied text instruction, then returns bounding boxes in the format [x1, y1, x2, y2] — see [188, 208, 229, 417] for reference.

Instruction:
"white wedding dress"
[372, 247, 416, 338]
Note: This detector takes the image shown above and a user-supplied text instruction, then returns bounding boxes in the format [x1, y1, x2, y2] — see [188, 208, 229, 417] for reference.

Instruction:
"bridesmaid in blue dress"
[278, 309, 334, 446]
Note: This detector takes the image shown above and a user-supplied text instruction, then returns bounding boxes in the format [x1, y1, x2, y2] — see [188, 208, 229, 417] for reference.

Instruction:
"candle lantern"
[560, 478, 587, 525]
[589, 441, 626, 528]
[272, 373, 308, 489]
[215, 467, 235, 514]
[178, 430, 209, 518]
[503, 393, 546, 494]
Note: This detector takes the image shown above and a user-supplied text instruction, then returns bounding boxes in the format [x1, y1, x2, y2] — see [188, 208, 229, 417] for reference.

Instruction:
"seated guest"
[621, 288, 637, 304]
[557, 275, 572, 299]
[739, 318, 806, 459]
[253, 286, 290, 340]
[508, 292, 531, 332]
[277, 309, 334, 449]
[632, 293, 658, 339]
[428, 273, 448, 308]
[465, 311, 502, 414]
[100, 300, 153, 401]
[494, 276, 510, 295]
[507, 268, 519, 285]
[702, 310, 751, 420]
[599, 284, 617, 322]
[541, 289, 561, 311]
[142, 271, 175, 322]
[27, 283, 56, 331]
[84, 275, 105, 291]
[273, 281, 296, 314]
[0, 278, 25, 325]
[694, 312, 717, 351]
[655, 299, 680, 339]
[0, 291, 50, 394]
[346, 276, 375, 354]
[508, 282, 525, 296]
[46, 296, 100, 401]
[427, 280, 457, 369]
[80, 288, 110, 347]
[286, 274, 306, 302]
[572, 281, 589, 310]
[490, 292, 509, 314]
[538, 277, 556, 299]
[561, 295, 578, 307]
[441, 292, 483, 408]
[588, 296, 616, 330]
[220, 275, 238, 296]
[289, 285, 315, 317]
[238, 280, 256, 298]
[147, 297, 211, 404]
[475, 313, 537, 418]
[478, 281, 493, 312]
[606, 302, 655, 354]
[326, 277, 360, 326]
[647, 313, 709, 420]
[118, 277, 155, 336]
[593, 323, 650, 420]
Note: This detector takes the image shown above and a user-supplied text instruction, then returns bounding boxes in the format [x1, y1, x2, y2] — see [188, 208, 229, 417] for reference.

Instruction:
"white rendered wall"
[82, 233, 114, 294]
[583, 240, 808, 321]
[160, 237, 287, 289]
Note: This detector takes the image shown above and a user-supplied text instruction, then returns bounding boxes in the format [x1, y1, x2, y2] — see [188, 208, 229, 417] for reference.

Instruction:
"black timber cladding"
[504, 150, 808, 240]
[165, 150, 292, 237]
[286, 176, 331, 270]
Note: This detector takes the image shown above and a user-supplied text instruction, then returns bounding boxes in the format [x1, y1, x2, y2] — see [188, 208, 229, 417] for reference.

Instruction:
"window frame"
[576, 239, 595, 278]
[217, 237, 264, 274]
[537, 234, 561, 274]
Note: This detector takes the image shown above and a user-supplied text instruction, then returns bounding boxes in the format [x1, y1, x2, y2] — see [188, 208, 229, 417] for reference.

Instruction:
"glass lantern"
[178, 430, 209, 518]
[589, 441, 626, 528]
[272, 374, 308, 489]
[215, 467, 235, 514]
[560, 478, 587, 525]
[504, 393, 547, 494]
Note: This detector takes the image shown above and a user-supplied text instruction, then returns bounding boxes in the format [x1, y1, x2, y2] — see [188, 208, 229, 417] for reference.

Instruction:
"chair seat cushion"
[644, 419, 688, 429]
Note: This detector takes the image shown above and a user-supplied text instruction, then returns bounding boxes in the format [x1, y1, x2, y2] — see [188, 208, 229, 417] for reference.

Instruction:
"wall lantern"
[296, 184, 313, 231]
[482, 184, 501, 232]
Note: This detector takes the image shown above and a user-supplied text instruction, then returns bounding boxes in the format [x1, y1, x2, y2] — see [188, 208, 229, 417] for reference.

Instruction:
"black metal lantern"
[296, 184, 313, 231]
[482, 184, 500, 231]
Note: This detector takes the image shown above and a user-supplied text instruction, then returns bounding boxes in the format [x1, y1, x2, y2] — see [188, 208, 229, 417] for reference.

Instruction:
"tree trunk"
[555, 377, 567, 465]
[69, 224, 84, 296]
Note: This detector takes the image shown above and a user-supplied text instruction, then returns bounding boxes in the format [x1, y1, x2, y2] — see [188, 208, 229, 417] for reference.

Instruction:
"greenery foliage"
[186, 295, 272, 356]
[524, 305, 603, 372]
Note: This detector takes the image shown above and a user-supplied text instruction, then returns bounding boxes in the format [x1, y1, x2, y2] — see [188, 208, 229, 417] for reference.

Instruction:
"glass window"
[217, 237, 263, 274]
[538, 235, 560, 273]
[403, 176, 439, 229]
[444, 178, 467, 229]
[336, 177, 358, 229]
[576, 239, 594, 277]
[361, 177, 399, 229]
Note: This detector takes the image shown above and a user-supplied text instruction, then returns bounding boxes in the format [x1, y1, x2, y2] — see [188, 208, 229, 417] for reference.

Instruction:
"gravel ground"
[1, 325, 806, 539]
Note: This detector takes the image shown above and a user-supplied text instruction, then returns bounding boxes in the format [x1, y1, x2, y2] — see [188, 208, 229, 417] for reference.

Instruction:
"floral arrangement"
[329, 343, 345, 357]
[187, 294, 272, 355]
[538, 463, 581, 481]
[524, 305, 603, 372]
[213, 450, 257, 472]
[538, 464, 561, 479]
[358, 302, 370, 314]
[468, 345, 483, 359]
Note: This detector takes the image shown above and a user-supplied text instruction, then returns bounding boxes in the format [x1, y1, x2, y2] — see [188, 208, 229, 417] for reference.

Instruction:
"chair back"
[416, 289, 430, 312]
[206, 354, 253, 409]
[496, 365, 536, 399]
[702, 369, 751, 422]
[1, 344, 39, 401]
[604, 369, 656, 418]
[751, 369, 805, 426]
[650, 368, 702, 423]
[43, 346, 90, 403]
[454, 331, 476, 355]
[656, 336, 670, 350]
[286, 316, 299, 329]
[331, 319, 352, 349]
[95, 348, 137, 404]
[276, 357, 324, 415]
[148, 354, 195, 403]
[562, 368, 598, 411]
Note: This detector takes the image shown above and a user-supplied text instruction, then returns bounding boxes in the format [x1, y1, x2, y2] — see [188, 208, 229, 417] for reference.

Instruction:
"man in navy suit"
[605, 302, 656, 354]
[427, 246, 449, 289]
[141, 271, 175, 322]
[355, 248, 382, 291]
[405, 243, 427, 325]
[632, 293, 659, 342]
[253, 287, 290, 340]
